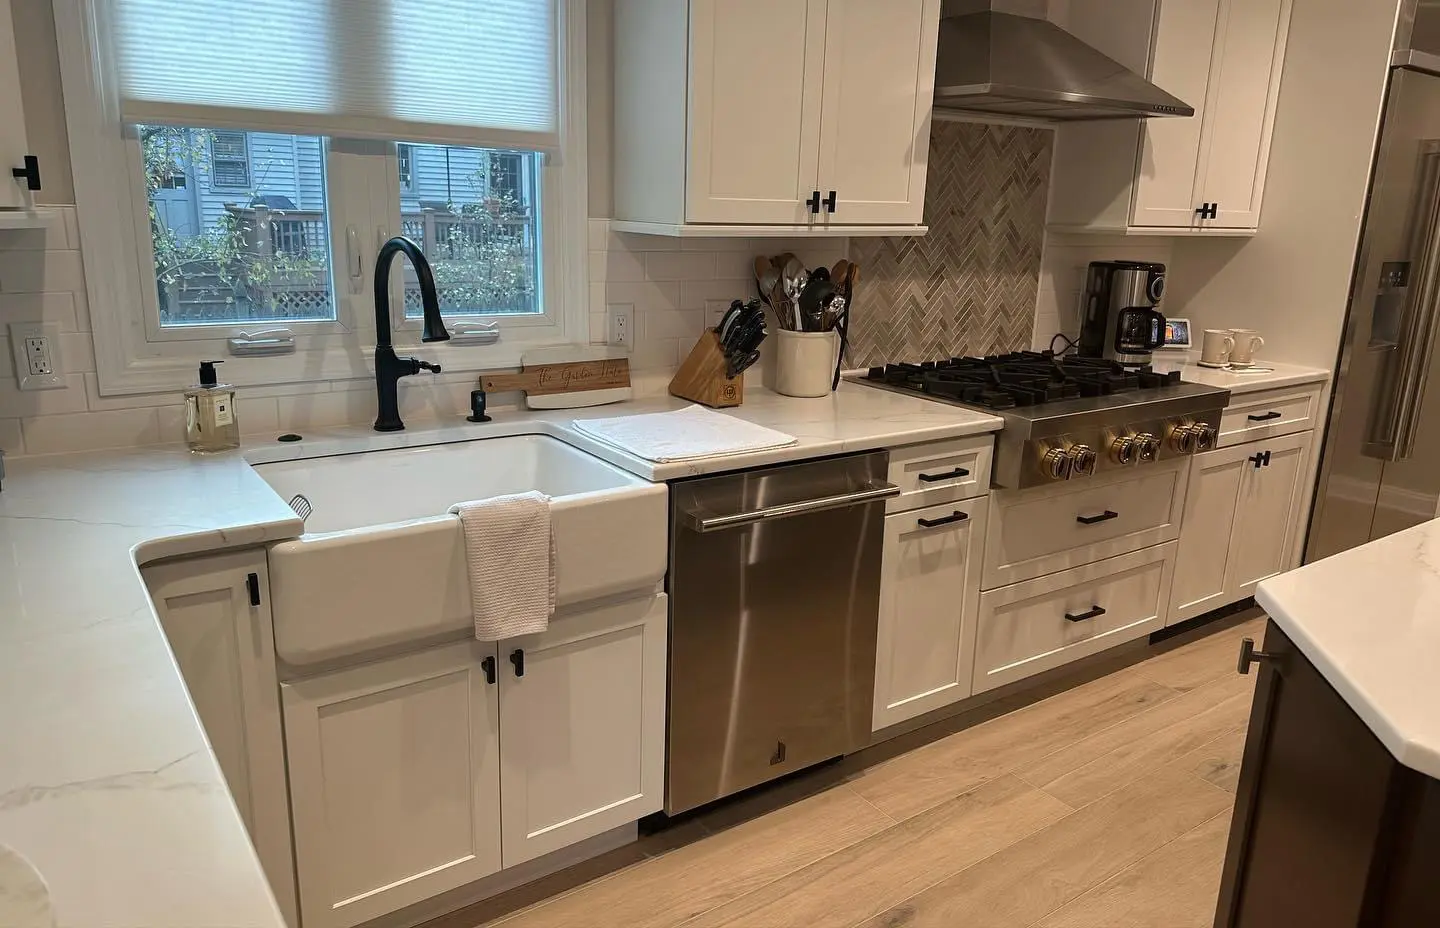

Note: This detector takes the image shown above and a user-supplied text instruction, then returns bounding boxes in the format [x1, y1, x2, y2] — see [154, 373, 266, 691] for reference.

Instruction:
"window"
[143, 126, 335, 328]
[397, 143, 415, 191]
[209, 130, 251, 188]
[58, 0, 587, 395]
[397, 144, 541, 318]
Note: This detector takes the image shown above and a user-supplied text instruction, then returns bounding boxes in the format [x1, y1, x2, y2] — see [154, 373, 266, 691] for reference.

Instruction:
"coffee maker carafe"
[1077, 261, 1167, 367]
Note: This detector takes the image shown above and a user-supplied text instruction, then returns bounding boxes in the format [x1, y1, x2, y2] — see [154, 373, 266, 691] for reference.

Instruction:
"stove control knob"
[1134, 432, 1161, 463]
[1040, 447, 1072, 481]
[1110, 435, 1138, 466]
[1068, 444, 1097, 477]
[1169, 423, 1197, 455]
[1191, 423, 1218, 451]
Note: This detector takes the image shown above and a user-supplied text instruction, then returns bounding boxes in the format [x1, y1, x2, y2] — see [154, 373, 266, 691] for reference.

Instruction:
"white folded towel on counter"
[571, 404, 798, 463]
[449, 491, 555, 640]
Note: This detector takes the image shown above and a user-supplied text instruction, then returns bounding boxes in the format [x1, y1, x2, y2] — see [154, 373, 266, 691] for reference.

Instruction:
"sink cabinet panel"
[283, 640, 503, 928]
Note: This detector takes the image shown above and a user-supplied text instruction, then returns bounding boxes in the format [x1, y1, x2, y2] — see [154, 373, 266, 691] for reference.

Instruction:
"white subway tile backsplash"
[606, 279, 681, 313]
[629, 336, 680, 372]
[606, 247, 649, 282]
[0, 292, 81, 331]
[679, 278, 752, 310]
[639, 308, 704, 341]
[21, 407, 162, 455]
[589, 311, 608, 345]
[713, 250, 760, 281]
[0, 248, 84, 295]
[681, 236, 754, 252]
[0, 374, 89, 418]
[588, 249, 608, 283]
[236, 396, 282, 436]
[0, 418, 22, 454]
[644, 251, 715, 281]
[616, 231, 679, 252]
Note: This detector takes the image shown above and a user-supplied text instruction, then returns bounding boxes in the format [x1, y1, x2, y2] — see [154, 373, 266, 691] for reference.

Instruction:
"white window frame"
[54, 0, 589, 396]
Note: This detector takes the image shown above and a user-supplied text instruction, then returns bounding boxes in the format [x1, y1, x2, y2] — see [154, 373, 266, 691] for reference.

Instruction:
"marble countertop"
[1150, 353, 1331, 394]
[1257, 519, 1440, 778]
[0, 382, 999, 927]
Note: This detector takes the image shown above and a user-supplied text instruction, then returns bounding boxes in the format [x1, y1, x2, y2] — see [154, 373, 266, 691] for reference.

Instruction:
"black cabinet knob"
[10, 155, 40, 192]
[1237, 637, 1277, 674]
[510, 648, 525, 677]
[481, 655, 497, 685]
[806, 191, 822, 215]
[824, 190, 837, 213]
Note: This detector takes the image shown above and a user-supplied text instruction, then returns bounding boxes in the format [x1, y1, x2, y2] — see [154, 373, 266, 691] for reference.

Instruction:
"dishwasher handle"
[686, 482, 900, 533]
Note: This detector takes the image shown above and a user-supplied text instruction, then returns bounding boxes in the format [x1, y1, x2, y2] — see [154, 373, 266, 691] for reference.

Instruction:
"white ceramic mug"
[1228, 329, 1265, 367]
[1199, 329, 1235, 367]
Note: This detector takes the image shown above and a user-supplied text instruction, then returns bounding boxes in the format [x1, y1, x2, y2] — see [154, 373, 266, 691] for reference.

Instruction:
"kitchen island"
[1215, 518, 1440, 927]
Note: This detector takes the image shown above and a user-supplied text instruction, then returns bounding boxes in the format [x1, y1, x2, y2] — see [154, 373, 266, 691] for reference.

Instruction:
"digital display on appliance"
[1163, 319, 1192, 348]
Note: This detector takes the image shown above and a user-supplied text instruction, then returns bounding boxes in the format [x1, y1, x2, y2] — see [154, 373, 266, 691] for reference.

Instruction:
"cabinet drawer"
[886, 435, 994, 513]
[973, 542, 1176, 694]
[1219, 385, 1321, 446]
[983, 460, 1187, 589]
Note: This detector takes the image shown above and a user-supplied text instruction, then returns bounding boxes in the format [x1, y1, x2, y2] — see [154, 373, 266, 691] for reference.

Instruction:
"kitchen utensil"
[479, 346, 632, 409]
[1227, 328, 1265, 367]
[755, 257, 781, 308]
[727, 348, 761, 379]
[717, 300, 744, 343]
[831, 259, 849, 288]
[797, 275, 835, 331]
[1199, 329, 1236, 368]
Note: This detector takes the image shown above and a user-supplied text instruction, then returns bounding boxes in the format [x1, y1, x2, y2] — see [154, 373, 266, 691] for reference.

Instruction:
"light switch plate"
[8, 322, 64, 391]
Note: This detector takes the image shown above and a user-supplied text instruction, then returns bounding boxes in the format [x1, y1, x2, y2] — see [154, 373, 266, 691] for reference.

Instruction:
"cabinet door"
[1130, 0, 1222, 228]
[1228, 431, 1312, 596]
[814, 0, 941, 225]
[873, 497, 987, 731]
[498, 594, 667, 866]
[686, 0, 826, 224]
[1170, 442, 1249, 625]
[1198, 0, 1292, 229]
[283, 642, 502, 928]
[0, 0, 30, 210]
[145, 550, 296, 928]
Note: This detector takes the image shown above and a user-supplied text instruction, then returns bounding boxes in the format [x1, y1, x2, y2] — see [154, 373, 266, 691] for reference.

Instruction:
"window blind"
[110, 0, 559, 150]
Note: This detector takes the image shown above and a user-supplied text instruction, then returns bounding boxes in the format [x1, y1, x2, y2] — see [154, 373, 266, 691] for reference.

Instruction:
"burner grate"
[865, 351, 1181, 411]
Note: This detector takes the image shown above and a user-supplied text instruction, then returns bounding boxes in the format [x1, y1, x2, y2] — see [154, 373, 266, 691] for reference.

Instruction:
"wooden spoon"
[831, 259, 849, 288]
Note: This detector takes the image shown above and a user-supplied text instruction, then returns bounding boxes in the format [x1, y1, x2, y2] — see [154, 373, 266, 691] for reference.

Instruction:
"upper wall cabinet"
[0, 0, 38, 211]
[1048, 0, 1293, 235]
[613, 0, 942, 237]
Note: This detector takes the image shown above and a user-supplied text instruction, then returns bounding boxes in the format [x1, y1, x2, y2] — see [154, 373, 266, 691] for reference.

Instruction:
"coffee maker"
[1077, 261, 1167, 367]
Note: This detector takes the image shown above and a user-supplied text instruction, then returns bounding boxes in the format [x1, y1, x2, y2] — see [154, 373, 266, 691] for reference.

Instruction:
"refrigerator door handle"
[1368, 142, 1440, 461]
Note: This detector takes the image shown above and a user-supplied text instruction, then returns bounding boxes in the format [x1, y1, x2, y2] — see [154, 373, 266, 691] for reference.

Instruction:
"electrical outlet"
[608, 303, 633, 349]
[9, 323, 64, 391]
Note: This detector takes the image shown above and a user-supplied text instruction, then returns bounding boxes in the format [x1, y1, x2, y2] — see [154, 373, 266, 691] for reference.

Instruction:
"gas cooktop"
[851, 352, 1232, 488]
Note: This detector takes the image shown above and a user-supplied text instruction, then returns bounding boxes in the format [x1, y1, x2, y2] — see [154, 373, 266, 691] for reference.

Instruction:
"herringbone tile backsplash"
[847, 120, 1052, 367]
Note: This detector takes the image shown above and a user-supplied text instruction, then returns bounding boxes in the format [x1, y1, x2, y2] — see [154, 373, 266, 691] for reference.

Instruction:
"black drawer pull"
[917, 511, 969, 528]
[510, 648, 525, 677]
[481, 655, 497, 685]
[1076, 510, 1119, 525]
[1065, 605, 1107, 622]
[1247, 411, 1282, 422]
[918, 466, 970, 483]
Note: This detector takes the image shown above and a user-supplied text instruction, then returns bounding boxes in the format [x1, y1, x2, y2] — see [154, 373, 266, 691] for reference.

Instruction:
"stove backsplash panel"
[847, 120, 1051, 368]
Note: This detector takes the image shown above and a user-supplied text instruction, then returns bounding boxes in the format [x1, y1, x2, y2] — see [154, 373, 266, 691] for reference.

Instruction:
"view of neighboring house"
[150, 129, 539, 323]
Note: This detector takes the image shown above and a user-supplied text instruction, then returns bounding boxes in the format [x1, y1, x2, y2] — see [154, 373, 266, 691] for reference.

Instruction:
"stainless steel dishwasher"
[665, 451, 896, 814]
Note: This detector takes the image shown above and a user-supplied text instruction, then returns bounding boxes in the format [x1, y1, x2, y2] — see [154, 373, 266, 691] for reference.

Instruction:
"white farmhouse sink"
[256, 435, 668, 667]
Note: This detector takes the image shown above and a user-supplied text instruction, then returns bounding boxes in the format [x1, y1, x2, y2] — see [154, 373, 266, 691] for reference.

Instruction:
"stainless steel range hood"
[933, 6, 1195, 121]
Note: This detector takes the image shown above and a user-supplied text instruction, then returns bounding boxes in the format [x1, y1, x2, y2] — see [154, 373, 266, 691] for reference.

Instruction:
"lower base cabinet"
[872, 497, 988, 731]
[283, 593, 668, 928]
[973, 542, 1177, 694]
[1171, 431, 1312, 624]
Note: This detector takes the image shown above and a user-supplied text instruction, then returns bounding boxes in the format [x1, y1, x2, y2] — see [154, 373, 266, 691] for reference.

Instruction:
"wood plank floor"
[448, 613, 1265, 928]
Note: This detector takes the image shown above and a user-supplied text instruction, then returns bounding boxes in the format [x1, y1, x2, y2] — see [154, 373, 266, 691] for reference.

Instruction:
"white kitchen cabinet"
[873, 498, 988, 731]
[144, 550, 296, 928]
[613, 0, 940, 236]
[1049, 0, 1292, 234]
[498, 594, 667, 865]
[1170, 430, 1313, 624]
[282, 641, 503, 928]
[0, 0, 37, 210]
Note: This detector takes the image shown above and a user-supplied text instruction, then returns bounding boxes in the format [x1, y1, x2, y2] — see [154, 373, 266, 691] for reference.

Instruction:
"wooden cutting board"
[479, 347, 633, 409]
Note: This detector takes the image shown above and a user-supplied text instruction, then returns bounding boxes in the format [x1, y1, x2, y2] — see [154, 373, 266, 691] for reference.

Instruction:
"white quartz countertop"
[0, 382, 999, 927]
[1257, 519, 1440, 778]
[1150, 353, 1331, 394]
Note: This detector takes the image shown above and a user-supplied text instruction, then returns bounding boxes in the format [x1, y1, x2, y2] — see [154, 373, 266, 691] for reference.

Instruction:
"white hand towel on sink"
[449, 491, 556, 640]
[571, 404, 798, 463]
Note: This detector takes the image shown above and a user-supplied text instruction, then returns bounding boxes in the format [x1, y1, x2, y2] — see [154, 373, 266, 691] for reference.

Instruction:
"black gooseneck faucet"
[372, 236, 450, 432]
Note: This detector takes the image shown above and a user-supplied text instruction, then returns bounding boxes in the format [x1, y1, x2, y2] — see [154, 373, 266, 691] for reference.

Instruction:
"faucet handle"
[416, 360, 442, 374]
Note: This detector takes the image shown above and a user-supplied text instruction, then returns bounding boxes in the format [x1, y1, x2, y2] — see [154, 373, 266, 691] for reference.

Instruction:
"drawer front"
[973, 542, 1176, 694]
[887, 435, 994, 513]
[1219, 385, 1321, 446]
[983, 460, 1187, 589]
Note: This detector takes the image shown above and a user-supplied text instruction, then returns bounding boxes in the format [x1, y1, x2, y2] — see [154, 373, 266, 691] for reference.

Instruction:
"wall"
[1031, 234, 1174, 351]
[1162, 0, 1401, 370]
[847, 120, 1051, 366]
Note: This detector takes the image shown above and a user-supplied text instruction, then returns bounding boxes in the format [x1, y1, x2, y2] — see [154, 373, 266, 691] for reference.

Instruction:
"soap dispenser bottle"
[184, 359, 240, 453]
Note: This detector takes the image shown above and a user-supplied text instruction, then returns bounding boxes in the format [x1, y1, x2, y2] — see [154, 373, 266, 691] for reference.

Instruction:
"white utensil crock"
[772, 329, 838, 398]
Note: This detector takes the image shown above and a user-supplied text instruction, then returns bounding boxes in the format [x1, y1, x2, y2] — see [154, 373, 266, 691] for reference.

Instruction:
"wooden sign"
[480, 358, 631, 397]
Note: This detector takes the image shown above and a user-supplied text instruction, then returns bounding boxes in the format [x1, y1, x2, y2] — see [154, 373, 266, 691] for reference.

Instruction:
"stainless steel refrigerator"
[1308, 8, 1440, 561]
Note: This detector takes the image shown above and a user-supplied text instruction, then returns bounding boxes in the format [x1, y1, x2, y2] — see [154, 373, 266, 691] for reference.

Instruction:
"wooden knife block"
[669, 330, 743, 408]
